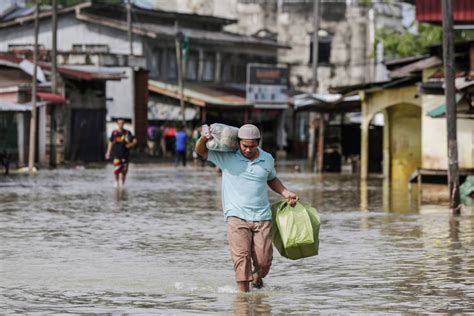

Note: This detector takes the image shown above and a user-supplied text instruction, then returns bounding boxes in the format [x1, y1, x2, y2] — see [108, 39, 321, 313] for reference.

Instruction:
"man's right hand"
[195, 134, 210, 160]
[105, 153, 110, 160]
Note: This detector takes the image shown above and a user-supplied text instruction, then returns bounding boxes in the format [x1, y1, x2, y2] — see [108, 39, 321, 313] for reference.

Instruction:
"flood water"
[1, 164, 473, 314]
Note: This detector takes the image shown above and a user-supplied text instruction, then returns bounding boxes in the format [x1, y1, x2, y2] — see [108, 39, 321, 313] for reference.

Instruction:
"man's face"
[239, 139, 259, 160]
[116, 119, 125, 130]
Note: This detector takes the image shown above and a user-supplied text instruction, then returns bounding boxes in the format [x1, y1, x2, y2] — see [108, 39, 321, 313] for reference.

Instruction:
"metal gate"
[69, 109, 106, 161]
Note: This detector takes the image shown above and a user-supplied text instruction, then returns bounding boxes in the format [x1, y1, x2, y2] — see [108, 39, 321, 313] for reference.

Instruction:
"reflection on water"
[361, 177, 420, 212]
[232, 293, 271, 316]
[0, 165, 473, 314]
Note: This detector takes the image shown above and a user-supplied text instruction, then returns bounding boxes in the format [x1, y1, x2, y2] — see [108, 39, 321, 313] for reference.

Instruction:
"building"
[0, 52, 124, 167]
[331, 41, 474, 207]
[0, 1, 291, 157]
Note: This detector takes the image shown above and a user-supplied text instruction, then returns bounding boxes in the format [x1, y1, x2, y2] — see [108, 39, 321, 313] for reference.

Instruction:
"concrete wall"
[0, 14, 143, 55]
[422, 94, 474, 170]
[150, 1, 404, 92]
[106, 68, 134, 122]
[152, 0, 238, 18]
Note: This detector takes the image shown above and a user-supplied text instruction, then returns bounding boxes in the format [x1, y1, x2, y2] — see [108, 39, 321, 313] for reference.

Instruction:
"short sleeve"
[207, 150, 222, 167]
[109, 131, 115, 142]
[207, 150, 233, 169]
[267, 155, 277, 181]
[267, 166, 277, 181]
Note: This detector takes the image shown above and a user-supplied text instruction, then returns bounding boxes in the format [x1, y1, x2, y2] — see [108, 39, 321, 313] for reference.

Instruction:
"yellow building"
[334, 49, 474, 207]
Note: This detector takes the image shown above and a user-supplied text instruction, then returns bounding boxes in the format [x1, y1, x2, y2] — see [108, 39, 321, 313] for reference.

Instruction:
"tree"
[376, 22, 443, 59]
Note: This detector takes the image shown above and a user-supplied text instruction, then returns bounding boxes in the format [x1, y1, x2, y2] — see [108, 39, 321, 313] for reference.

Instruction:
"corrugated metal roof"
[36, 91, 66, 103]
[148, 100, 197, 121]
[426, 94, 464, 118]
[390, 56, 442, 78]
[75, 12, 289, 49]
[0, 6, 35, 22]
[0, 53, 125, 81]
[39, 63, 126, 81]
[293, 93, 361, 112]
[416, 0, 474, 23]
[136, 22, 289, 48]
[149, 80, 251, 108]
[0, 100, 46, 111]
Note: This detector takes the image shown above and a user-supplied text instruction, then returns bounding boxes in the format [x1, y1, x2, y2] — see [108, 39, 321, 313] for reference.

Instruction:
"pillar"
[383, 108, 390, 179]
[360, 92, 369, 181]
[198, 48, 204, 82]
[215, 51, 221, 83]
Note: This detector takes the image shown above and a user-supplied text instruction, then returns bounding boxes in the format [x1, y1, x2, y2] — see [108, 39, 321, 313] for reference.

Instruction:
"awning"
[36, 92, 66, 103]
[254, 103, 288, 110]
[148, 80, 251, 108]
[148, 100, 197, 121]
[426, 94, 464, 118]
[293, 93, 361, 112]
[0, 100, 47, 112]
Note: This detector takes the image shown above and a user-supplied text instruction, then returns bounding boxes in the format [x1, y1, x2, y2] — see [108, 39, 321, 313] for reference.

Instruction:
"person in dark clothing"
[105, 119, 137, 187]
[175, 125, 188, 167]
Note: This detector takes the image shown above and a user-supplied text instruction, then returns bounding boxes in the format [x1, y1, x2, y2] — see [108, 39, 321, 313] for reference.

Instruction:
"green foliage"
[376, 22, 443, 59]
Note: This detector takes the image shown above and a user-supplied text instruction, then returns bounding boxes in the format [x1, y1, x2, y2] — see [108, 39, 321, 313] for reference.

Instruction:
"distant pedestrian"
[105, 118, 137, 188]
[147, 125, 161, 157]
[175, 125, 188, 167]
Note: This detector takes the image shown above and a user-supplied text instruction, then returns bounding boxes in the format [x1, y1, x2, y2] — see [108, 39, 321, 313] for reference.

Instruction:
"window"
[167, 48, 177, 80]
[202, 53, 215, 81]
[221, 54, 233, 82]
[185, 51, 198, 81]
[71, 44, 109, 53]
[8, 44, 45, 51]
[235, 55, 248, 83]
[148, 47, 161, 79]
[309, 32, 332, 65]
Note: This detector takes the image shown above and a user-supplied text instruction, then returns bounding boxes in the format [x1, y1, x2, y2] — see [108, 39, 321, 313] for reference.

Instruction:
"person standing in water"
[175, 125, 188, 167]
[195, 124, 298, 292]
[105, 118, 137, 187]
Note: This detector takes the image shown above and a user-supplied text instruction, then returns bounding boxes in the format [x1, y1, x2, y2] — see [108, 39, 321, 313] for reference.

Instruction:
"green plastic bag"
[271, 200, 320, 260]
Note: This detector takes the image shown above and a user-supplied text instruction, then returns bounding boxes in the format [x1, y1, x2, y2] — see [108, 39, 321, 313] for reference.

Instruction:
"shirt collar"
[235, 148, 265, 162]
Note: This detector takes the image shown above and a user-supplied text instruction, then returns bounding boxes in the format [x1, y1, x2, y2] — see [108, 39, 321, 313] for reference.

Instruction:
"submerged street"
[1, 164, 473, 314]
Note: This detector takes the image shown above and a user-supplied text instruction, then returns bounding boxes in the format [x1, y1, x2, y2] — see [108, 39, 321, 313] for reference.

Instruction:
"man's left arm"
[267, 177, 299, 207]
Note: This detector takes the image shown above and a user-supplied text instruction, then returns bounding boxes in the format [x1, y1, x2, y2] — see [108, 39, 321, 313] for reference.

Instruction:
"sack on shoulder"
[204, 123, 239, 152]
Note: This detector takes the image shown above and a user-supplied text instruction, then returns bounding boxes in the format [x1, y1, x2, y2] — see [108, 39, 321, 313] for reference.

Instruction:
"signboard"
[246, 63, 289, 104]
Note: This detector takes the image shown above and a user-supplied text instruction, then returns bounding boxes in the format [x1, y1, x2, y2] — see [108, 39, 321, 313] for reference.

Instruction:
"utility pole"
[51, 0, 58, 94]
[50, 0, 58, 167]
[175, 23, 186, 127]
[28, 1, 39, 173]
[127, 0, 133, 56]
[308, 0, 320, 172]
[442, 0, 461, 214]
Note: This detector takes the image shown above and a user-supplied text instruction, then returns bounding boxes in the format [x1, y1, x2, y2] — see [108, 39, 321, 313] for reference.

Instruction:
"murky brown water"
[1, 164, 473, 314]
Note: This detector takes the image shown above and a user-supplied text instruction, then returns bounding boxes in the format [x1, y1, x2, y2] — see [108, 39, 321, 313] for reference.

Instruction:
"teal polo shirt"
[208, 148, 277, 221]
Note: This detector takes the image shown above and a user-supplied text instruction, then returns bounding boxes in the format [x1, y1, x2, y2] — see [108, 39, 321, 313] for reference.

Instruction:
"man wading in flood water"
[105, 118, 137, 188]
[195, 124, 298, 292]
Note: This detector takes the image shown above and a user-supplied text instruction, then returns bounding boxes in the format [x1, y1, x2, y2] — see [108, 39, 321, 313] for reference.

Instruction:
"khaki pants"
[227, 216, 273, 282]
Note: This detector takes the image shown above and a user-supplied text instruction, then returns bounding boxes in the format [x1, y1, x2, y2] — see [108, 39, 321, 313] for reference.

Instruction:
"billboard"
[246, 64, 289, 104]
